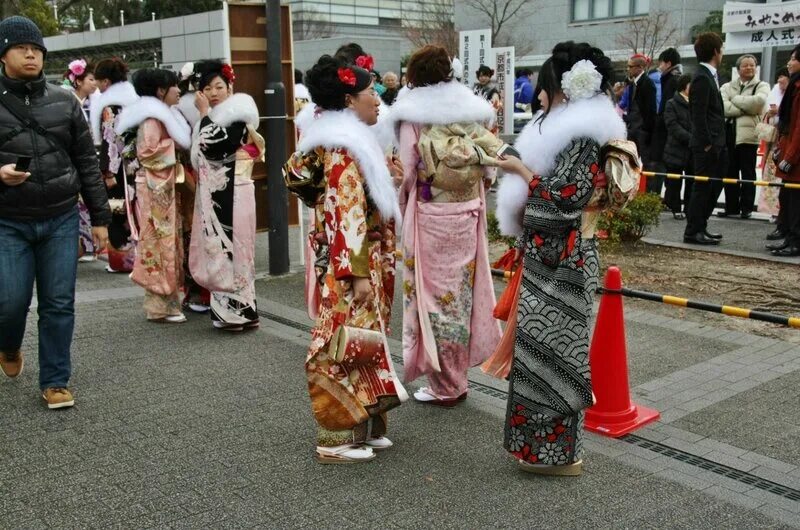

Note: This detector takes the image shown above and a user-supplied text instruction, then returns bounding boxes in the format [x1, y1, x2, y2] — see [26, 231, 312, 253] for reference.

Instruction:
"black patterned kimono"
[505, 137, 600, 466]
[196, 116, 259, 325]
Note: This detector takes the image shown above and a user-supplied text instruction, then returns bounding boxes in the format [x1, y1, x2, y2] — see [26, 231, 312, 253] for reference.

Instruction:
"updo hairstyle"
[406, 45, 453, 88]
[132, 68, 179, 98]
[536, 41, 614, 119]
[94, 57, 129, 84]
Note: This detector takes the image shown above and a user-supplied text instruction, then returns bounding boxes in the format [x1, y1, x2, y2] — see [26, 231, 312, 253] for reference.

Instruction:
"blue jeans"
[0, 208, 79, 389]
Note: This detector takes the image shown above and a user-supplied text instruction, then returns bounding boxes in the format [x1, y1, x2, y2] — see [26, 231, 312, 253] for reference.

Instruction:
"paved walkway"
[1, 258, 799, 528]
[644, 212, 800, 265]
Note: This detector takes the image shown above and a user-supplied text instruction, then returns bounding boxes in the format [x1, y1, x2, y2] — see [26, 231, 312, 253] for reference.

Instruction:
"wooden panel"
[228, 1, 298, 228]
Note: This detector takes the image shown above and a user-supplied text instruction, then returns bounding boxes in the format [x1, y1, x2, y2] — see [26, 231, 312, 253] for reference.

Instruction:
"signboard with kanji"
[490, 46, 515, 136]
[724, 0, 800, 49]
[459, 29, 492, 89]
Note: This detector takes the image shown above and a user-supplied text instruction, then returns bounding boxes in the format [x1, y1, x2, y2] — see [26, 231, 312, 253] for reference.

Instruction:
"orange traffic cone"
[585, 266, 660, 437]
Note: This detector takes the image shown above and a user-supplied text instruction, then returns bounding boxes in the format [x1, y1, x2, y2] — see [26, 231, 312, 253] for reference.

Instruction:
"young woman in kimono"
[90, 58, 139, 273]
[294, 42, 398, 322]
[115, 68, 193, 323]
[390, 45, 502, 406]
[289, 55, 405, 464]
[63, 59, 98, 263]
[495, 41, 625, 476]
[175, 64, 212, 314]
[188, 61, 264, 331]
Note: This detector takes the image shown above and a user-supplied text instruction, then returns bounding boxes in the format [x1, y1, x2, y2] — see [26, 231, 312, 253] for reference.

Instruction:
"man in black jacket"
[684, 32, 726, 245]
[0, 17, 110, 409]
[625, 54, 657, 170]
[649, 48, 683, 193]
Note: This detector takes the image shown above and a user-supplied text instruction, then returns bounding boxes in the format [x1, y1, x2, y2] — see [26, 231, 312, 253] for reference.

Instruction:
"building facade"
[454, 0, 761, 66]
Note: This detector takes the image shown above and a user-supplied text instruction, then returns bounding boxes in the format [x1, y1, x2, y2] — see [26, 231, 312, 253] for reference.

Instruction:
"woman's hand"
[352, 277, 372, 305]
[496, 155, 531, 180]
[195, 92, 210, 116]
[387, 155, 404, 188]
[103, 171, 117, 189]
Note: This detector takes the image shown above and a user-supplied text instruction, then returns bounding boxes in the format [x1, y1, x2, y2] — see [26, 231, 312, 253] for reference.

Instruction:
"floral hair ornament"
[67, 59, 87, 82]
[179, 62, 195, 82]
[338, 67, 357, 87]
[221, 63, 236, 83]
[561, 60, 603, 101]
[355, 54, 374, 72]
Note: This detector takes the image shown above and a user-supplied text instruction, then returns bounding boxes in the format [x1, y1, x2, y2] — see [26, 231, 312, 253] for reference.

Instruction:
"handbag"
[493, 263, 523, 321]
[329, 325, 385, 366]
[756, 115, 777, 143]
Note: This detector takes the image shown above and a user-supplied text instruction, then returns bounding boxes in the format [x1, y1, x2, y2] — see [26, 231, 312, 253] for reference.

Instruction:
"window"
[571, 0, 648, 21]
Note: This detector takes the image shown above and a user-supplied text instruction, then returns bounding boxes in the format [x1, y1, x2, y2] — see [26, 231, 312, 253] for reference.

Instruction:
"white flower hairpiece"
[561, 59, 602, 101]
[179, 62, 195, 80]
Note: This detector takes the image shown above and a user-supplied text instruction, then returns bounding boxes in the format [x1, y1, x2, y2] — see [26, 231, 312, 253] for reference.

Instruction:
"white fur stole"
[297, 108, 401, 225]
[387, 80, 495, 133]
[496, 95, 627, 236]
[89, 81, 139, 145]
[115, 96, 192, 150]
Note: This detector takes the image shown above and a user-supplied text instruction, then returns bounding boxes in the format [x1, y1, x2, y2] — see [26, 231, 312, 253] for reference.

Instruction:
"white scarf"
[89, 81, 139, 145]
[496, 95, 626, 236]
[298, 108, 401, 225]
[114, 96, 192, 150]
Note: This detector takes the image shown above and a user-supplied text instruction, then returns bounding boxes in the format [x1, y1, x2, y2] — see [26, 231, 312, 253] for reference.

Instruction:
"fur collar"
[297, 108, 401, 225]
[388, 81, 495, 130]
[114, 96, 192, 150]
[177, 93, 202, 128]
[295, 100, 395, 151]
[496, 95, 626, 236]
[90, 81, 138, 144]
[207, 93, 260, 128]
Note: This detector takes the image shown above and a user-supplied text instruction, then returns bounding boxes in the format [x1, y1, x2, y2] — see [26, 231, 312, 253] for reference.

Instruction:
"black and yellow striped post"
[599, 287, 800, 329]
[642, 171, 800, 190]
[491, 268, 514, 280]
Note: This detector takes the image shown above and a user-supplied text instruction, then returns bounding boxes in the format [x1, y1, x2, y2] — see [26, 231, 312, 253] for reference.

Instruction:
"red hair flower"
[221, 64, 236, 83]
[337, 67, 357, 87]
[355, 54, 374, 71]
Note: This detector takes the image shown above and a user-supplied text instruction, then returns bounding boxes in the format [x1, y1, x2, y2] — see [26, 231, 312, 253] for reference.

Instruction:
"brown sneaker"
[42, 388, 75, 409]
[0, 350, 23, 378]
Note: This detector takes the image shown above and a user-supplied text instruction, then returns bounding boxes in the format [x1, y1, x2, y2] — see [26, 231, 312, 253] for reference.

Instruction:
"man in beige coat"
[720, 54, 770, 218]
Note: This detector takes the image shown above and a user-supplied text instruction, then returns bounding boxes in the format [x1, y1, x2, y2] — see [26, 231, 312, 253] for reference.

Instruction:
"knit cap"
[0, 16, 47, 59]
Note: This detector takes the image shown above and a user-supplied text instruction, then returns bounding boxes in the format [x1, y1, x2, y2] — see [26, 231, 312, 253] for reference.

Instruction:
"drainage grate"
[259, 310, 800, 503]
[622, 434, 800, 502]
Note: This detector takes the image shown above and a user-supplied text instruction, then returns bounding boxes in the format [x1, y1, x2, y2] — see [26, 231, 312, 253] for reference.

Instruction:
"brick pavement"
[1, 259, 798, 529]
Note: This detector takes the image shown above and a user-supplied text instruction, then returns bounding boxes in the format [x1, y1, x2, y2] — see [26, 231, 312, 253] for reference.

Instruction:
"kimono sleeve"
[99, 107, 116, 173]
[325, 155, 371, 280]
[524, 137, 599, 234]
[197, 116, 246, 161]
[137, 118, 176, 172]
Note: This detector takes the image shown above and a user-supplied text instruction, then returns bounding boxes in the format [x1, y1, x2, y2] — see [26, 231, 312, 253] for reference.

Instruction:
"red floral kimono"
[295, 108, 406, 448]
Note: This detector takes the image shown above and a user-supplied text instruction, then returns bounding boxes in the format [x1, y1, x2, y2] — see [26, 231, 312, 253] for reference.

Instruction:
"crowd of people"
[0, 16, 263, 409]
[617, 36, 800, 256]
[1, 13, 797, 479]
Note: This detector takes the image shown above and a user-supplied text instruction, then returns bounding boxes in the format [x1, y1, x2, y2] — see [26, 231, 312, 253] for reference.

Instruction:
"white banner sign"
[458, 29, 492, 89]
[491, 46, 515, 136]
[723, 0, 800, 33]
[724, 0, 800, 49]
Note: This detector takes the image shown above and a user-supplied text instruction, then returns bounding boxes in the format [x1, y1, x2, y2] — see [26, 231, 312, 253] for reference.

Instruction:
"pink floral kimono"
[390, 80, 503, 399]
[114, 97, 193, 320]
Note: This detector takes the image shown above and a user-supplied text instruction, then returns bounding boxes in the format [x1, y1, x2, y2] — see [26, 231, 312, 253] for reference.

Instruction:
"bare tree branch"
[292, 6, 336, 41]
[402, 0, 458, 57]
[615, 11, 678, 60]
[463, 0, 527, 45]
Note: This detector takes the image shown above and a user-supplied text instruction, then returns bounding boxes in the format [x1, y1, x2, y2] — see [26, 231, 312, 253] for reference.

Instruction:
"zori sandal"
[364, 436, 393, 451]
[518, 459, 583, 476]
[315, 444, 376, 464]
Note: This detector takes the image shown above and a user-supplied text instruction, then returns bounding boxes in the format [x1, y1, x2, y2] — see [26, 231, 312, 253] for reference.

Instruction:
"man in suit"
[625, 54, 657, 168]
[684, 32, 726, 245]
